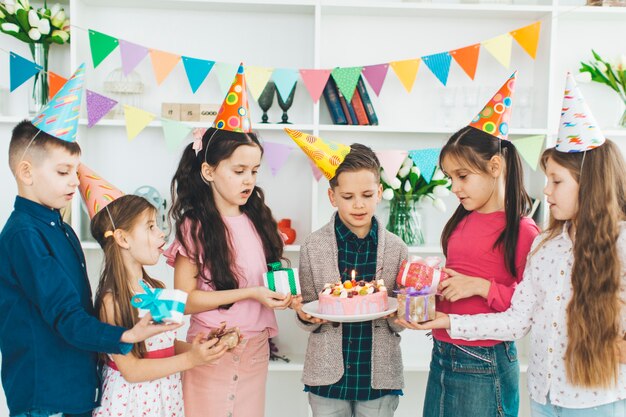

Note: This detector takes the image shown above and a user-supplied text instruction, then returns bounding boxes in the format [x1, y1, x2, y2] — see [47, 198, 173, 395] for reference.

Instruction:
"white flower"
[27, 9, 39, 27]
[596, 61, 608, 74]
[404, 179, 411, 192]
[575, 72, 592, 83]
[431, 168, 445, 181]
[411, 166, 421, 178]
[397, 165, 411, 179]
[382, 188, 394, 201]
[390, 177, 402, 190]
[27, 27, 40, 40]
[17, 0, 28, 10]
[51, 29, 68, 42]
[619, 55, 626, 71]
[401, 156, 413, 170]
[380, 169, 391, 185]
[432, 198, 447, 212]
[1, 22, 20, 33]
[37, 18, 50, 35]
[432, 185, 450, 198]
[61, 18, 69, 31]
[51, 9, 65, 28]
[50, 3, 61, 17]
[4, 0, 16, 15]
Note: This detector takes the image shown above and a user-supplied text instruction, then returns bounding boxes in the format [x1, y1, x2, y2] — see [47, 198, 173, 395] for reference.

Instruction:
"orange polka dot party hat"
[77, 164, 124, 219]
[212, 63, 251, 133]
[283, 128, 351, 180]
[469, 71, 516, 140]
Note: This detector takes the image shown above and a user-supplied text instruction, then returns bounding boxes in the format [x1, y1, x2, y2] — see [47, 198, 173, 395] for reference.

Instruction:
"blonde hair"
[538, 140, 626, 387]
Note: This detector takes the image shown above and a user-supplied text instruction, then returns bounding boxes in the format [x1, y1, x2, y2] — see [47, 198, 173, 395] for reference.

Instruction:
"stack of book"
[323, 76, 378, 125]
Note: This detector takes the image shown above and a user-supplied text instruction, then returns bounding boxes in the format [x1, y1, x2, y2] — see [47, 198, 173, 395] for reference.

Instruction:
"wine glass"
[277, 83, 297, 124]
[258, 81, 276, 123]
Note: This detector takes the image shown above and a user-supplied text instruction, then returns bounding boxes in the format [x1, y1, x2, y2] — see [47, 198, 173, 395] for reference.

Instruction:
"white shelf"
[318, 124, 549, 136]
[556, 5, 626, 19]
[78, 0, 317, 13]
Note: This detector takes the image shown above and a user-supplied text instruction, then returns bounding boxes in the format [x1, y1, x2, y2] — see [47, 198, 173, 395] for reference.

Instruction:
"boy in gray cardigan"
[292, 140, 408, 417]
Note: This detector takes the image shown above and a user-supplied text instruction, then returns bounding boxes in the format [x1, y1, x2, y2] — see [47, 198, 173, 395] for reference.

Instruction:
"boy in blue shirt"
[0, 120, 180, 417]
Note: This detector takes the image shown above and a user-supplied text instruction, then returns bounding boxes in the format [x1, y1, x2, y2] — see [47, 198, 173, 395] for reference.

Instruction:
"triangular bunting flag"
[422, 52, 452, 86]
[272, 68, 299, 102]
[512, 135, 544, 170]
[450, 44, 480, 81]
[86, 90, 118, 128]
[482, 34, 513, 69]
[214, 62, 240, 96]
[123, 105, 155, 141]
[119, 40, 149, 76]
[161, 118, 193, 152]
[88, 30, 119, 68]
[246, 66, 274, 101]
[408, 148, 440, 183]
[149, 49, 181, 85]
[10, 52, 42, 92]
[390, 59, 420, 93]
[299, 69, 331, 103]
[308, 158, 323, 182]
[331, 67, 363, 103]
[263, 142, 292, 176]
[376, 150, 408, 179]
[511, 21, 541, 60]
[362, 63, 389, 96]
[182, 56, 215, 93]
[48, 72, 68, 100]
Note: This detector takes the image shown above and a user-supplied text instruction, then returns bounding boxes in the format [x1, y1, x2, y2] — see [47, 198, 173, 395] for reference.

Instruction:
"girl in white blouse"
[411, 137, 626, 416]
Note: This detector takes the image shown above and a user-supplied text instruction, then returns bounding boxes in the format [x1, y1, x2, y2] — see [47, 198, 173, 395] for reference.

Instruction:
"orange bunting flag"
[149, 49, 181, 85]
[450, 44, 480, 80]
[510, 22, 541, 60]
[48, 72, 68, 100]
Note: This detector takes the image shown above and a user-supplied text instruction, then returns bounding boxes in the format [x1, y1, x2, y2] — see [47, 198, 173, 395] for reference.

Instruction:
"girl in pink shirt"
[398, 101, 539, 416]
[165, 123, 292, 417]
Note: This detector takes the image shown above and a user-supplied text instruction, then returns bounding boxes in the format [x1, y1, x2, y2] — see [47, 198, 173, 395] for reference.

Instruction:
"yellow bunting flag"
[246, 66, 274, 101]
[482, 33, 513, 69]
[512, 135, 545, 171]
[149, 49, 181, 85]
[510, 22, 541, 60]
[123, 105, 155, 141]
[389, 58, 420, 93]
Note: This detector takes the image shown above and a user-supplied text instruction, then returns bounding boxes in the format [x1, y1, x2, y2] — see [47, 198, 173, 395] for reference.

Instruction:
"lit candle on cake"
[351, 270, 356, 281]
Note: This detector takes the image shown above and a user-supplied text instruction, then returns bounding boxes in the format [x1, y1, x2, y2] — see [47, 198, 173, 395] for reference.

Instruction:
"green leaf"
[592, 49, 603, 62]
[409, 172, 418, 188]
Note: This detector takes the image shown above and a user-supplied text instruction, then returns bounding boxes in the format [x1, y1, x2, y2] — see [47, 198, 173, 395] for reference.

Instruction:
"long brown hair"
[169, 128, 284, 308]
[440, 126, 532, 277]
[92, 195, 164, 358]
[539, 140, 626, 387]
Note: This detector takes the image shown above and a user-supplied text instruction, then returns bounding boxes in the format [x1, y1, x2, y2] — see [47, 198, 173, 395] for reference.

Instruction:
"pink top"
[164, 214, 278, 339]
[433, 211, 540, 346]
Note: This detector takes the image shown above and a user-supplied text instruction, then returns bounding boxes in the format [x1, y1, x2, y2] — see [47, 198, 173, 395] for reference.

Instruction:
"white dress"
[92, 330, 184, 417]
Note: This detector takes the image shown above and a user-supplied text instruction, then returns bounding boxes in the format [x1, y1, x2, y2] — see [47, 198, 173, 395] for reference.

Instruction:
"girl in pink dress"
[166, 68, 292, 417]
[90, 194, 227, 417]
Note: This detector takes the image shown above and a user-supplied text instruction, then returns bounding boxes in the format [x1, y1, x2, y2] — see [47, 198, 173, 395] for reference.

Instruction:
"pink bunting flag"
[299, 69, 332, 103]
[86, 90, 118, 128]
[308, 158, 323, 182]
[362, 64, 389, 96]
[119, 40, 150, 76]
[376, 150, 408, 178]
[263, 142, 292, 176]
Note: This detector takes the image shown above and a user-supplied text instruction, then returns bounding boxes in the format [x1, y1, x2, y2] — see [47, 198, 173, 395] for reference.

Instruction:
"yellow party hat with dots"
[283, 128, 351, 180]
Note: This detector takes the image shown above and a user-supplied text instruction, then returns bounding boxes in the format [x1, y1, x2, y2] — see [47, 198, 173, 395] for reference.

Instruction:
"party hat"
[555, 73, 605, 153]
[212, 63, 251, 133]
[469, 71, 516, 140]
[77, 164, 124, 219]
[283, 128, 351, 180]
[32, 63, 86, 142]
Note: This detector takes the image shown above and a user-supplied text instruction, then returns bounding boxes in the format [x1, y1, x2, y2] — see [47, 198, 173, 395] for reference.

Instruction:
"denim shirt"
[0, 196, 130, 415]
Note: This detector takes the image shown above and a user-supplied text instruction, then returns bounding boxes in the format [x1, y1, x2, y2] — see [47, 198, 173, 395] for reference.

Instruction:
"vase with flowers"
[0, 0, 71, 113]
[579, 50, 626, 128]
[381, 156, 451, 246]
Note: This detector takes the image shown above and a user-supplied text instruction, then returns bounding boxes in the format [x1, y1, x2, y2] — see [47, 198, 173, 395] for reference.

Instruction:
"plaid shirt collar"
[334, 215, 378, 244]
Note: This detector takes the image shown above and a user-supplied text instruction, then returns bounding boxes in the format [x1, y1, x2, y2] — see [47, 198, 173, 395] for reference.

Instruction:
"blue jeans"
[531, 398, 626, 417]
[423, 339, 520, 417]
[12, 411, 92, 417]
[308, 393, 400, 417]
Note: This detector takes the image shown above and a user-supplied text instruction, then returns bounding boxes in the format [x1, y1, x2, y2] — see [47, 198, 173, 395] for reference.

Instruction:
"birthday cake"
[318, 280, 388, 315]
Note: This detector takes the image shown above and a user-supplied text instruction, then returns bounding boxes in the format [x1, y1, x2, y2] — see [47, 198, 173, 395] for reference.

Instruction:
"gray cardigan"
[296, 213, 409, 389]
